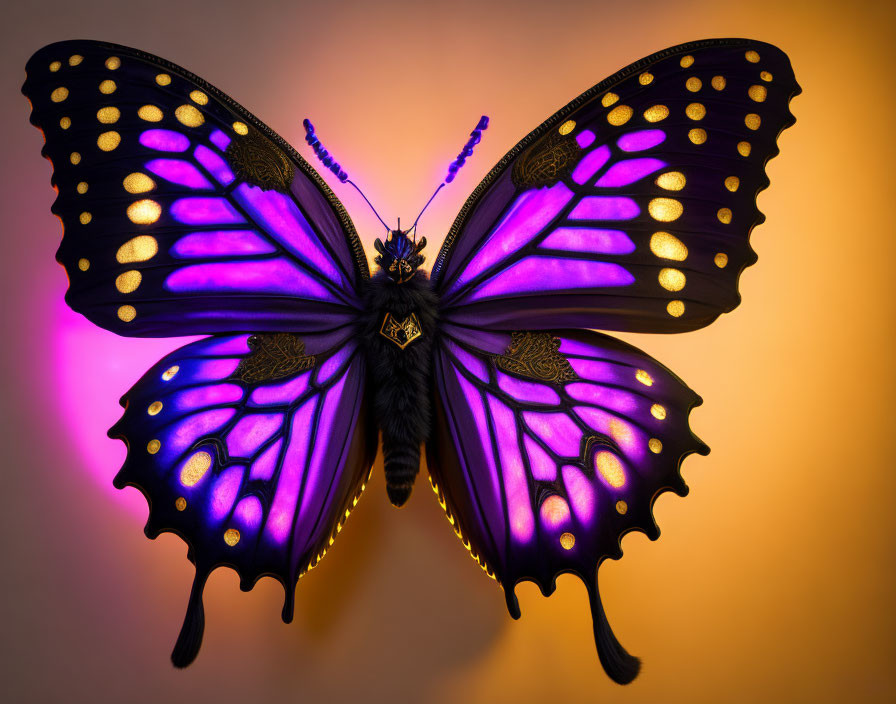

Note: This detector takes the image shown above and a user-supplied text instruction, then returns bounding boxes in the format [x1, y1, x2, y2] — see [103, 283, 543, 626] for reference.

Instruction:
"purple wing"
[432, 38, 799, 333]
[109, 329, 376, 666]
[24, 40, 366, 336]
[427, 323, 707, 683]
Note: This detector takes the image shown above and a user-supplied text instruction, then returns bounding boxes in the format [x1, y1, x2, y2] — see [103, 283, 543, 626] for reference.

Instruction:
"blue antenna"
[409, 115, 489, 235]
[303, 119, 390, 231]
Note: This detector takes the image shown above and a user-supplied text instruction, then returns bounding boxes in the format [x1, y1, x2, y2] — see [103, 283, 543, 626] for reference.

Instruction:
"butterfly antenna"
[408, 115, 489, 234]
[303, 119, 390, 231]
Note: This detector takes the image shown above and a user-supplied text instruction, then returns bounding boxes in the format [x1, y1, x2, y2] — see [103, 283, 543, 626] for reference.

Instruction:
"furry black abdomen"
[361, 271, 438, 506]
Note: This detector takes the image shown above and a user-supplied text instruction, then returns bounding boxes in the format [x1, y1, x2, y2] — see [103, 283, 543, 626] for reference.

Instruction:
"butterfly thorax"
[361, 243, 438, 507]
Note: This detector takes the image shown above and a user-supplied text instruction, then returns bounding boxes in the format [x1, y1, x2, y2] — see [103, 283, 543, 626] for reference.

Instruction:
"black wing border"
[430, 36, 800, 287]
[26, 38, 370, 281]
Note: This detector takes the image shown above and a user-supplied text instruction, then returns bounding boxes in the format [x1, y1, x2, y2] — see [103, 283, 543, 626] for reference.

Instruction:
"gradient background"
[2, 1, 894, 702]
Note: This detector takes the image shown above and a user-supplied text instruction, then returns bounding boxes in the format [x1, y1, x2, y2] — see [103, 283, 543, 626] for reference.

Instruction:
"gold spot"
[711, 75, 726, 91]
[79, 212, 92, 225]
[725, 176, 740, 192]
[648, 438, 663, 453]
[596, 451, 626, 488]
[643, 105, 669, 122]
[156, 73, 171, 86]
[60, 116, 71, 129]
[680, 55, 694, 68]
[175, 104, 204, 127]
[559, 532, 576, 550]
[233, 121, 249, 135]
[748, 85, 767, 102]
[224, 529, 241, 546]
[115, 270, 142, 293]
[558, 119, 576, 136]
[667, 300, 685, 317]
[655, 172, 686, 191]
[761, 71, 773, 82]
[635, 369, 654, 386]
[717, 207, 733, 224]
[97, 130, 121, 151]
[190, 90, 209, 105]
[607, 105, 633, 126]
[49, 60, 61, 72]
[639, 71, 653, 85]
[650, 232, 688, 261]
[68, 54, 83, 66]
[651, 404, 667, 420]
[117, 305, 136, 322]
[180, 451, 212, 486]
[99, 79, 116, 94]
[123, 172, 156, 194]
[689, 128, 707, 144]
[127, 199, 162, 224]
[745, 113, 761, 130]
[615, 500, 628, 515]
[658, 267, 686, 291]
[96, 106, 120, 124]
[737, 141, 752, 157]
[648, 198, 683, 222]
[601, 92, 619, 108]
[70, 152, 81, 164]
[105, 56, 121, 70]
[147, 401, 163, 415]
[51, 87, 68, 102]
[162, 365, 180, 381]
[745, 50, 760, 63]
[685, 76, 702, 92]
[147, 439, 160, 454]
[77, 181, 88, 194]
[77, 258, 90, 271]
[714, 252, 729, 268]
[137, 104, 163, 122]
[686, 102, 706, 120]
[116, 235, 158, 263]
[175, 497, 187, 511]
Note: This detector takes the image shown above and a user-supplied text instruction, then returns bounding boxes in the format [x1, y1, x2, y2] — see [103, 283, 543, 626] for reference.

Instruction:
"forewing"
[432, 38, 799, 333]
[109, 328, 376, 665]
[24, 40, 367, 336]
[427, 324, 707, 682]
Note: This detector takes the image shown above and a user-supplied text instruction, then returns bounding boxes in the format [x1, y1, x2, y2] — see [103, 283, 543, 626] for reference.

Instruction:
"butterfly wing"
[432, 38, 799, 333]
[427, 324, 707, 682]
[24, 40, 366, 336]
[109, 328, 376, 665]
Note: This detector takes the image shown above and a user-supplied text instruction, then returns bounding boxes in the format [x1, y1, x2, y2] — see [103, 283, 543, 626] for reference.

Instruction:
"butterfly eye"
[247, 335, 259, 348]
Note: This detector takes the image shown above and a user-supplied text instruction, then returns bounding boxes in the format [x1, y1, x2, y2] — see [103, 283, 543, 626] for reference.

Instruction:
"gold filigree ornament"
[225, 128, 295, 192]
[492, 332, 579, 384]
[379, 312, 423, 350]
[233, 333, 316, 383]
[511, 129, 582, 189]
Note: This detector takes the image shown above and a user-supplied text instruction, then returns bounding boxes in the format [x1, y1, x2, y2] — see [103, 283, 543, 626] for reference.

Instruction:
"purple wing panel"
[432, 38, 799, 334]
[24, 40, 367, 337]
[427, 324, 707, 682]
[109, 328, 376, 665]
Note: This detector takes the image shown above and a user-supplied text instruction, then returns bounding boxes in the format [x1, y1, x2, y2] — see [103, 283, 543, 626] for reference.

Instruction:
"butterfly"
[23, 38, 798, 683]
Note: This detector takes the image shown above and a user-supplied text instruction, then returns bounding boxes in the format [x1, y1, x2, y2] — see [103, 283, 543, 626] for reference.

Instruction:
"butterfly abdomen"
[362, 271, 438, 506]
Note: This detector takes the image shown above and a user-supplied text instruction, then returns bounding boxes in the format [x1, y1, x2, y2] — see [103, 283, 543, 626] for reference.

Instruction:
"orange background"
[2, 1, 894, 702]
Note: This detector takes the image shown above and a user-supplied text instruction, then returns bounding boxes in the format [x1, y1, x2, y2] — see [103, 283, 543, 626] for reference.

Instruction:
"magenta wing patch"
[433, 39, 800, 334]
[109, 328, 375, 666]
[428, 324, 707, 680]
[23, 40, 367, 337]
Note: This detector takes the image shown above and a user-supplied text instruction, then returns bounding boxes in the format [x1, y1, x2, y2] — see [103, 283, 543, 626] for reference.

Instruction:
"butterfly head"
[373, 229, 426, 283]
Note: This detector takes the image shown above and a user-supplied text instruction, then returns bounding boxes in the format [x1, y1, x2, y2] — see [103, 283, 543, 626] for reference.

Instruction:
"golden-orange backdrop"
[1, 1, 893, 702]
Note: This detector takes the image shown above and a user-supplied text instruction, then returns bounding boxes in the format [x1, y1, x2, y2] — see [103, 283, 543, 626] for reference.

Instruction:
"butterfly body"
[362, 260, 438, 507]
[24, 37, 799, 681]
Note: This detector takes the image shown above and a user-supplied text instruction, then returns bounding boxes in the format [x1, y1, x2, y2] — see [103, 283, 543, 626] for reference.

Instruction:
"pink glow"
[234, 496, 263, 529]
[52, 280, 201, 511]
[523, 411, 582, 457]
[210, 466, 244, 520]
[523, 434, 557, 481]
[572, 145, 610, 184]
[575, 130, 596, 148]
[563, 465, 596, 524]
[489, 395, 534, 544]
